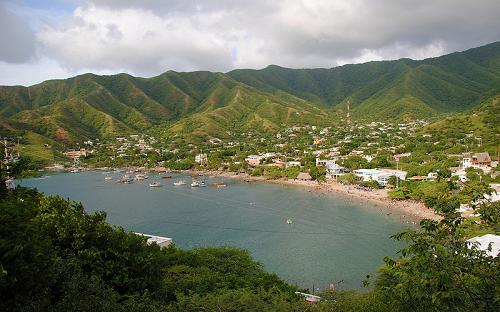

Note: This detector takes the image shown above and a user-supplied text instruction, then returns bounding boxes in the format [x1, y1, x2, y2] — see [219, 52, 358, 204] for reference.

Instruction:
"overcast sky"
[1, 0, 499, 86]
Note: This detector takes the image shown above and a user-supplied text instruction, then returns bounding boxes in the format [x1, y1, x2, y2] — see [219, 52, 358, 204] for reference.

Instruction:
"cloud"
[0, 3, 37, 63]
[1, 0, 500, 85]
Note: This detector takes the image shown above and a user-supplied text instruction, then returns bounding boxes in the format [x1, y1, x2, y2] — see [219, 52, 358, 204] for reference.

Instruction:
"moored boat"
[135, 174, 149, 180]
[173, 180, 186, 186]
[191, 181, 200, 187]
[149, 182, 163, 187]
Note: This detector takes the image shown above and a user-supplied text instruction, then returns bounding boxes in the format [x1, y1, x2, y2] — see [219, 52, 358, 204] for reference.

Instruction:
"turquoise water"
[19, 171, 414, 290]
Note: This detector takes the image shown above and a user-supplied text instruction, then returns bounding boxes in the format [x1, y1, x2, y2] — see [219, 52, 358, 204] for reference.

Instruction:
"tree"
[374, 201, 500, 311]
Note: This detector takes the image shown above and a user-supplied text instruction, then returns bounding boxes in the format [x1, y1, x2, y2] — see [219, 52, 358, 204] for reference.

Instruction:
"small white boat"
[149, 182, 163, 187]
[174, 180, 186, 186]
[199, 181, 207, 187]
[286, 219, 293, 225]
[134, 174, 149, 180]
[191, 181, 200, 187]
[104, 176, 113, 180]
[70, 169, 80, 173]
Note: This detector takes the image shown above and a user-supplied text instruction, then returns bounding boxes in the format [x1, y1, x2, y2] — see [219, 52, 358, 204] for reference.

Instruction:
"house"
[296, 172, 312, 181]
[463, 152, 492, 171]
[316, 158, 346, 179]
[472, 152, 491, 167]
[64, 148, 87, 161]
[195, 153, 208, 164]
[209, 138, 222, 145]
[451, 168, 468, 182]
[245, 155, 262, 166]
[467, 234, 500, 258]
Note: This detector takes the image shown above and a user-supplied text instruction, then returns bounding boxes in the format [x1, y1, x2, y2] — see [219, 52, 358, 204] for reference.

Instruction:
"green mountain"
[0, 41, 499, 146]
[228, 41, 500, 118]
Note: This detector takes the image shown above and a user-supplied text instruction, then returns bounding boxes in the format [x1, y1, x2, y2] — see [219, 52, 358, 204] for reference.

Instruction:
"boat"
[199, 181, 207, 187]
[211, 181, 226, 187]
[134, 174, 149, 180]
[116, 175, 133, 184]
[104, 176, 113, 180]
[70, 169, 80, 173]
[149, 182, 163, 187]
[191, 181, 200, 187]
[173, 180, 186, 186]
[286, 219, 293, 225]
[161, 175, 172, 179]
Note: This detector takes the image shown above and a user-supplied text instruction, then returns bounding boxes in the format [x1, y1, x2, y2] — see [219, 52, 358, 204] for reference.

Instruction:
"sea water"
[19, 171, 415, 290]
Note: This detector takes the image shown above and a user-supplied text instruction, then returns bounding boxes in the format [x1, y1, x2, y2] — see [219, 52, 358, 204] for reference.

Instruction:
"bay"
[19, 171, 415, 290]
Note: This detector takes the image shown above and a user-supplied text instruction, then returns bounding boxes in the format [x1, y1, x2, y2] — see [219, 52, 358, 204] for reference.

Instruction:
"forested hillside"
[0, 41, 498, 145]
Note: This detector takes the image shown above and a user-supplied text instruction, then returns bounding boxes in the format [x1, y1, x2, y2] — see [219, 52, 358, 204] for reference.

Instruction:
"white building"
[195, 153, 208, 164]
[316, 158, 346, 179]
[135, 233, 173, 248]
[353, 168, 406, 186]
[467, 234, 500, 258]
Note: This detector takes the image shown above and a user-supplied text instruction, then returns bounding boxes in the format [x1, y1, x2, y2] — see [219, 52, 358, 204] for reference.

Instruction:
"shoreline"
[185, 169, 441, 222]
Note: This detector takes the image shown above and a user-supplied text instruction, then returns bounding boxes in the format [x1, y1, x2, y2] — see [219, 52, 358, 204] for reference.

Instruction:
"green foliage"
[375, 217, 500, 311]
[337, 173, 361, 185]
[341, 155, 368, 170]
[388, 187, 411, 200]
[0, 187, 302, 311]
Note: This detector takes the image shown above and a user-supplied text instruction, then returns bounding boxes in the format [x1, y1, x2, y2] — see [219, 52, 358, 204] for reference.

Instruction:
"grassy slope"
[422, 95, 500, 155]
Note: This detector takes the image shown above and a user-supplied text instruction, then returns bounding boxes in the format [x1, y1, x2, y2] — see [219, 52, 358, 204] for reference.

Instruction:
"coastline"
[186, 169, 441, 222]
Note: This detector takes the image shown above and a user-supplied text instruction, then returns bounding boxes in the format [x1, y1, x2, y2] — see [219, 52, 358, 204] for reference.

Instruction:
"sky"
[1, 0, 499, 86]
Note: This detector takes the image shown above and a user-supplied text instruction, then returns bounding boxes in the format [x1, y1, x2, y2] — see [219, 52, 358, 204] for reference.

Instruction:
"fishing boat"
[149, 182, 163, 187]
[286, 219, 293, 225]
[191, 181, 200, 187]
[173, 180, 186, 186]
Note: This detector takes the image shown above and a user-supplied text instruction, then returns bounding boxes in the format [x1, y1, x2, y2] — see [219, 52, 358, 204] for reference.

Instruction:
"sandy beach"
[186, 169, 442, 222]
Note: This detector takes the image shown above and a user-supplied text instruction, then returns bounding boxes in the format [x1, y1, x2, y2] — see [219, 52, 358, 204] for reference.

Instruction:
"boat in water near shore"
[174, 180, 186, 186]
[116, 175, 133, 184]
[135, 174, 149, 180]
[191, 181, 200, 187]
[149, 182, 163, 187]
[211, 181, 226, 187]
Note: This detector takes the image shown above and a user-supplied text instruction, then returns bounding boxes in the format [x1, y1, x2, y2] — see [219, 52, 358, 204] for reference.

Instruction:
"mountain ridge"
[0, 41, 499, 147]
